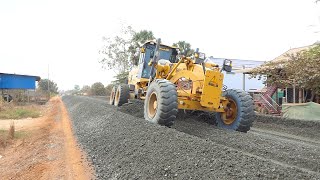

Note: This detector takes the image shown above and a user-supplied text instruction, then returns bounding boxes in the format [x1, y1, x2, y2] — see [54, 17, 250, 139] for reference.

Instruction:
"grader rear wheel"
[109, 86, 116, 105]
[114, 84, 130, 107]
[215, 89, 254, 133]
[144, 79, 178, 126]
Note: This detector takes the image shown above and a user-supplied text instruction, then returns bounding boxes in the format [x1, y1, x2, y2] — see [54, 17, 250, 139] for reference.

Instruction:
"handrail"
[259, 95, 276, 111]
[258, 94, 280, 113]
[263, 94, 281, 109]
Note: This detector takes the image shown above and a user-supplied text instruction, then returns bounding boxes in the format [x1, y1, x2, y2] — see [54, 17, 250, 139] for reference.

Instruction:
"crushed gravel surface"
[63, 96, 320, 179]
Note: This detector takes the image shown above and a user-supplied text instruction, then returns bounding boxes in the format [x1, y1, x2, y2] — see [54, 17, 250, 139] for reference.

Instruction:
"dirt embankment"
[0, 97, 93, 180]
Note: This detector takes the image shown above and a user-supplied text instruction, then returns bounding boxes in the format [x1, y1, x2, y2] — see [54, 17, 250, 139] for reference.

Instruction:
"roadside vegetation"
[0, 122, 27, 148]
[0, 108, 40, 119]
[0, 98, 43, 148]
[65, 82, 112, 96]
[0, 102, 41, 119]
[251, 44, 320, 102]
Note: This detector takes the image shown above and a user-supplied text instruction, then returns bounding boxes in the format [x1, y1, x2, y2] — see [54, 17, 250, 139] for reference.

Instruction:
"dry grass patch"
[0, 105, 41, 119]
[0, 122, 28, 148]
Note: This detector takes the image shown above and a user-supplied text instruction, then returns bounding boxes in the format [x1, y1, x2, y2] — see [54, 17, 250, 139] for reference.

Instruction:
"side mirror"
[223, 59, 232, 72]
[200, 53, 205, 59]
[194, 51, 206, 64]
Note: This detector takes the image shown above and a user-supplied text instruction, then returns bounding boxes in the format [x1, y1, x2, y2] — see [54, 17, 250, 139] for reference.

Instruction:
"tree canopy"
[38, 79, 58, 94]
[99, 26, 196, 85]
[172, 41, 194, 56]
[91, 82, 106, 96]
[99, 25, 135, 73]
[251, 44, 320, 100]
[130, 30, 155, 65]
[99, 26, 155, 74]
[81, 85, 91, 95]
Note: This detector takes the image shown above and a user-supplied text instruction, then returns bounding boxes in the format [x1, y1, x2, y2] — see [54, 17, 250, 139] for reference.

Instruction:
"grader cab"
[109, 39, 254, 132]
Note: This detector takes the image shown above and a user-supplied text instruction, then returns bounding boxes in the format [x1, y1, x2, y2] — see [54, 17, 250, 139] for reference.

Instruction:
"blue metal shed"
[0, 73, 41, 90]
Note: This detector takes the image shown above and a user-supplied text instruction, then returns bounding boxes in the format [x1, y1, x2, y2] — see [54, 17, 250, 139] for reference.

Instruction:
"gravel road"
[63, 96, 320, 179]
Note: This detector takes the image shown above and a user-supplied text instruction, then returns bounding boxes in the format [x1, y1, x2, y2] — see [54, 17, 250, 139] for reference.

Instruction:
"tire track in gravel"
[253, 117, 320, 141]
[118, 99, 320, 175]
[63, 96, 320, 179]
[173, 117, 320, 175]
[250, 128, 320, 147]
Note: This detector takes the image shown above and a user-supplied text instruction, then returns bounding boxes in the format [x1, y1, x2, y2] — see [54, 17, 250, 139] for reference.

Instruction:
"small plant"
[0, 136, 5, 148]
[0, 130, 8, 148]
[8, 121, 15, 139]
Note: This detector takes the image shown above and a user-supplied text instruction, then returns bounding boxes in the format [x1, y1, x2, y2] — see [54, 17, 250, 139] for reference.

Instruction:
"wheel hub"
[148, 92, 158, 118]
[109, 88, 115, 104]
[222, 99, 237, 125]
[115, 89, 120, 104]
[153, 100, 157, 109]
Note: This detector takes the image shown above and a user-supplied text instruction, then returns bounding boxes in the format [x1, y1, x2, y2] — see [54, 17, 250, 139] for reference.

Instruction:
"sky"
[0, 0, 319, 90]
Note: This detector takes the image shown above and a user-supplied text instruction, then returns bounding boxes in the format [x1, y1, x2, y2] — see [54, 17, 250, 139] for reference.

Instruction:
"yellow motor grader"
[109, 39, 254, 132]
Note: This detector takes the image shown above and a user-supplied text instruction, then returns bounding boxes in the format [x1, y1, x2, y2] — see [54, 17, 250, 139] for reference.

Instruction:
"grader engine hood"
[200, 70, 224, 109]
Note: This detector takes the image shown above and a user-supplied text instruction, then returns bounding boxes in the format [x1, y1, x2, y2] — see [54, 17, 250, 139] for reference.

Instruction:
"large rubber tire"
[144, 79, 178, 126]
[114, 84, 130, 107]
[215, 89, 254, 133]
[109, 86, 116, 105]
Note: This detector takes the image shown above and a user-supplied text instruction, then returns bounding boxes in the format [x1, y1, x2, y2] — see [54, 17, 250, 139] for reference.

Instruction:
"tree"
[111, 71, 129, 85]
[286, 45, 320, 101]
[132, 30, 154, 45]
[99, 25, 135, 74]
[105, 84, 113, 95]
[38, 79, 58, 94]
[251, 44, 320, 102]
[70, 85, 81, 95]
[99, 26, 155, 84]
[81, 85, 91, 95]
[74, 85, 80, 91]
[172, 41, 194, 56]
[91, 82, 106, 96]
[130, 30, 155, 65]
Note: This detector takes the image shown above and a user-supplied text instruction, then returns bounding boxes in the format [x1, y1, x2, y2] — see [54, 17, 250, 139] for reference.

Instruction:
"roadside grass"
[0, 125, 28, 148]
[0, 106, 41, 119]
[0, 129, 27, 139]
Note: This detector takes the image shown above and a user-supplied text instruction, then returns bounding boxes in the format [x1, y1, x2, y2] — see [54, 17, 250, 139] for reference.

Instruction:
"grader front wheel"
[221, 99, 238, 125]
[144, 79, 178, 127]
[215, 89, 254, 133]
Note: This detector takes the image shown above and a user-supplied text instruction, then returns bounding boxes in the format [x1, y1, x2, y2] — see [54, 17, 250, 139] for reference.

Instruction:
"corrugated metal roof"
[0, 73, 40, 81]
[0, 73, 40, 89]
